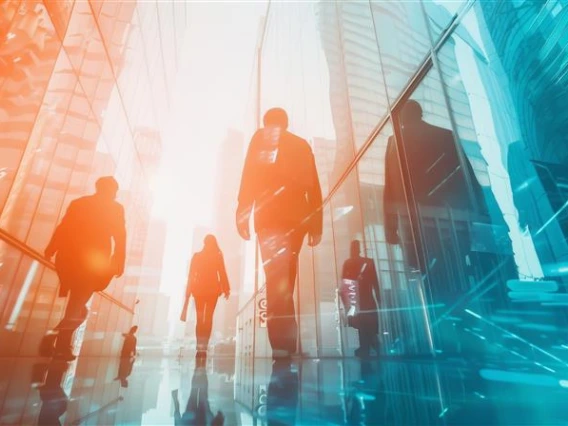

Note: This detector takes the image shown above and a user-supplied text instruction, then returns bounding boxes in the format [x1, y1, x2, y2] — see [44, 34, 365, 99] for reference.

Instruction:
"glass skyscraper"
[0, 0, 188, 357]
[237, 0, 568, 366]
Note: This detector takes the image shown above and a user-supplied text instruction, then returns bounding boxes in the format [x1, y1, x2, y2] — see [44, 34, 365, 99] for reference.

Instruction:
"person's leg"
[356, 313, 376, 357]
[194, 297, 206, 351]
[259, 229, 304, 357]
[259, 229, 289, 355]
[283, 231, 304, 354]
[53, 287, 93, 357]
[202, 297, 218, 349]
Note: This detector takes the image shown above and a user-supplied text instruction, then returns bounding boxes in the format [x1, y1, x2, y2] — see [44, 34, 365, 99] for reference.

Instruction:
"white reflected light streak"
[6, 260, 39, 330]
[534, 199, 568, 236]
[465, 309, 568, 367]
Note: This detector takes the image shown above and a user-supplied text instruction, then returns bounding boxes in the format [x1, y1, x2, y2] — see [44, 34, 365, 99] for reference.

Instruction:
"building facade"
[237, 0, 568, 369]
[0, 0, 188, 356]
[213, 129, 245, 342]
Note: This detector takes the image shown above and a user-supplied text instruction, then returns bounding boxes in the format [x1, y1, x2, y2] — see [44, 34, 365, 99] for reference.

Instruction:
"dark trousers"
[194, 296, 218, 349]
[54, 287, 94, 350]
[258, 229, 305, 354]
[354, 312, 379, 353]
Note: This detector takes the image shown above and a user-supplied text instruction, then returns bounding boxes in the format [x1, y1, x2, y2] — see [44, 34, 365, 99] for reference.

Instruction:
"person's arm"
[45, 200, 77, 259]
[186, 255, 197, 300]
[383, 137, 400, 245]
[112, 204, 127, 277]
[236, 131, 260, 240]
[217, 253, 230, 299]
[307, 150, 323, 246]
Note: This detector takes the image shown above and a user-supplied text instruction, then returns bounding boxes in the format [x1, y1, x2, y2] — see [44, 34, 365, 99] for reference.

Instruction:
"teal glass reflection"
[370, 0, 431, 103]
[431, 2, 568, 368]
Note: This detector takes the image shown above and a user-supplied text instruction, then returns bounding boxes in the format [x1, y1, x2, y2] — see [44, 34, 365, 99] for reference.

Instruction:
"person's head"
[203, 234, 220, 253]
[401, 100, 423, 126]
[263, 107, 288, 130]
[350, 240, 361, 258]
[129, 325, 138, 335]
[95, 176, 119, 200]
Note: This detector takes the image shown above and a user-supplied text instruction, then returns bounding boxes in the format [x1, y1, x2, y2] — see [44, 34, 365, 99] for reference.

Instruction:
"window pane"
[0, 3, 61, 214]
[371, 1, 431, 102]
[313, 204, 341, 356]
[298, 243, 317, 357]
[335, 2, 388, 150]
[0, 241, 66, 357]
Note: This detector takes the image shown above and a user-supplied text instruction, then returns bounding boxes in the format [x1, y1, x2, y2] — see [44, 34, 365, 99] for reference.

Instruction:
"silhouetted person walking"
[341, 240, 380, 357]
[42, 176, 126, 361]
[120, 325, 138, 359]
[172, 357, 225, 425]
[183, 234, 230, 356]
[115, 355, 135, 388]
[236, 108, 323, 360]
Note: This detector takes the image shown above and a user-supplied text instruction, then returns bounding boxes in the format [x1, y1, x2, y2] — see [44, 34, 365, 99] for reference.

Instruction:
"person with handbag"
[41, 176, 126, 361]
[341, 240, 380, 357]
[181, 234, 230, 357]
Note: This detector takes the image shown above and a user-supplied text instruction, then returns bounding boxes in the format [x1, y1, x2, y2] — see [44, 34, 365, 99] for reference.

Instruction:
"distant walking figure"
[42, 176, 126, 360]
[120, 325, 138, 359]
[341, 240, 380, 357]
[236, 107, 323, 360]
[183, 235, 230, 356]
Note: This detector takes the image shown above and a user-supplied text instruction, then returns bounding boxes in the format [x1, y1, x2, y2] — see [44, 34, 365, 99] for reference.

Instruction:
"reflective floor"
[1, 354, 568, 425]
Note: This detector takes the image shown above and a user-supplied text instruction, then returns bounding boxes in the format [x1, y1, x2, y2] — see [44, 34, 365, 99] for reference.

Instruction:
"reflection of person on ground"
[266, 360, 299, 426]
[183, 235, 230, 357]
[120, 325, 138, 359]
[37, 361, 71, 426]
[236, 108, 323, 361]
[346, 360, 380, 426]
[341, 240, 380, 357]
[42, 177, 126, 361]
[172, 357, 225, 426]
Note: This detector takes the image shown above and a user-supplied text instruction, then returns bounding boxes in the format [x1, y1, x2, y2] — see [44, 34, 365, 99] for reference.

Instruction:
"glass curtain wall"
[0, 0, 188, 356]
[237, 0, 568, 370]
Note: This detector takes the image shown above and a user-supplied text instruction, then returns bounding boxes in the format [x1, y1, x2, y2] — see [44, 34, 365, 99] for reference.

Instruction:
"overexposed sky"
[152, 2, 268, 327]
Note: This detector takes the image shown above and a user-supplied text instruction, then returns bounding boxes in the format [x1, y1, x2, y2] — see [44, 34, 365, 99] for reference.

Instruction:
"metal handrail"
[0, 228, 135, 314]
